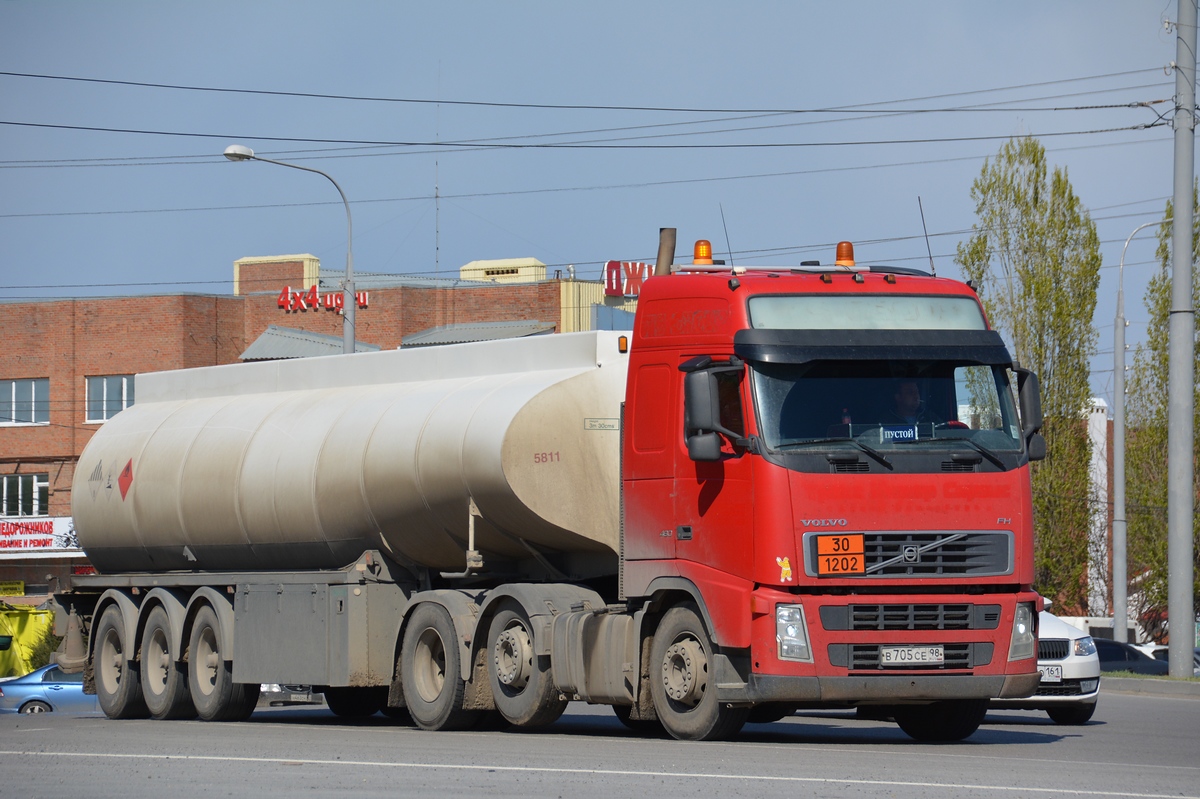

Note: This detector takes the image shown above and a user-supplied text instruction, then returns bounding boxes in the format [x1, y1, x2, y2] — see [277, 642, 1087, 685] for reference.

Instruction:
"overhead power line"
[0, 67, 1167, 114]
[0, 135, 1170, 221]
[0, 118, 1161, 151]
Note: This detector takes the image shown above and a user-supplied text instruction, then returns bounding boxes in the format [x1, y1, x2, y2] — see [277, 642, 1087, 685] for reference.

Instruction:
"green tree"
[1124, 187, 1200, 639]
[955, 137, 1102, 614]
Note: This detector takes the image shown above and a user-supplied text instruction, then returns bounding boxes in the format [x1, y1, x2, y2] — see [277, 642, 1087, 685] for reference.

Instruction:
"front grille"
[820, 603, 1001, 631]
[941, 461, 976, 472]
[833, 461, 869, 473]
[1034, 679, 1092, 697]
[804, 531, 1013, 578]
[1038, 639, 1070, 660]
[827, 642, 993, 670]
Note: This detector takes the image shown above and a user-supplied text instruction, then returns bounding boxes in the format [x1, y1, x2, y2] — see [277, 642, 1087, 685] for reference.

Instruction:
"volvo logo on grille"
[800, 518, 848, 527]
[902, 545, 920, 562]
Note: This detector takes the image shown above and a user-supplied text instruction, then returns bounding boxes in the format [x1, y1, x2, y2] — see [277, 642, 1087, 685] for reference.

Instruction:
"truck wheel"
[94, 604, 149, 719]
[1046, 702, 1096, 725]
[649, 603, 748, 741]
[487, 604, 567, 728]
[323, 687, 387, 718]
[401, 603, 479, 731]
[140, 606, 196, 720]
[187, 605, 258, 721]
[893, 699, 988, 742]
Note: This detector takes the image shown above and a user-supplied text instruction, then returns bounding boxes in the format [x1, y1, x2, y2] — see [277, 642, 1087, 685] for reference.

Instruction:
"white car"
[991, 611, 1100, 724]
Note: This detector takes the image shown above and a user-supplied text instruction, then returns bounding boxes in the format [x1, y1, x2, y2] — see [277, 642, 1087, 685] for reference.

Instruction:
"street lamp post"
[223, 144, 356, 354]
[1113, 219, 1168, 643]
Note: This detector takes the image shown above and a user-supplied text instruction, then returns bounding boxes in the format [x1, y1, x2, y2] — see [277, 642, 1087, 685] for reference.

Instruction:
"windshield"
[750, 360, 1021, 453]
[748, 295, 986, 330]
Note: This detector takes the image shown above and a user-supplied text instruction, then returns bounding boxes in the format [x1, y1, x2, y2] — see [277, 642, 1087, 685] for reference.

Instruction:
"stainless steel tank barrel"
[72, 332, 628, 574]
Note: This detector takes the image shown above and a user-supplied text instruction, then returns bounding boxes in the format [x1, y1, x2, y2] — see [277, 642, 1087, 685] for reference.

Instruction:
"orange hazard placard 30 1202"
[816, 533, 865, 575]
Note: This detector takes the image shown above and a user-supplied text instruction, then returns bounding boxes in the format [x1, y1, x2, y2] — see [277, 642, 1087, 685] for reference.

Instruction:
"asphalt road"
[1, 691, 1197, 799]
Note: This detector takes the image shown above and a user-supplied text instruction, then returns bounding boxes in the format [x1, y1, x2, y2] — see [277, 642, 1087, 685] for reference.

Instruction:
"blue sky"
[0, 2, 1191, 404]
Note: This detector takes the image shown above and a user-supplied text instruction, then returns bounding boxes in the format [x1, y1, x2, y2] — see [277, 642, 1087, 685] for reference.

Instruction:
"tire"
[612, 704, 665, 735]
[140, 606, 196, 720]
[1046, 702, 1096, 725]
[187, 605, 258, 721]
[401, 603, 480, 731]
[648, 603, 748, 741]
[893, 699, 989, 742]
[94, 604, 149, 719]
[487, 604, 567, 728]
[323, 686, 387, 719]
[20, 700, 52, 714]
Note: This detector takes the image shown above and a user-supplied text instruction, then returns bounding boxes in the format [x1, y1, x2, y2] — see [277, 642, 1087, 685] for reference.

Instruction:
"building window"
[1, 473, 49, 517]
[86, 375, 135, 422]
[0, 378, 50, 425]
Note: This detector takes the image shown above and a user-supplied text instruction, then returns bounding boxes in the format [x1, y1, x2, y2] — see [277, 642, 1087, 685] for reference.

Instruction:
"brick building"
[0, 254, 636, 597]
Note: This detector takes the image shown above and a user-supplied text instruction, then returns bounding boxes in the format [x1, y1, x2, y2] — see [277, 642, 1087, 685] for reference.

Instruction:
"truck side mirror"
[1014, 367, 1046, 461]
[1026, 432, 1046, 461]
[684, 370, 718, 434]
[1014, 367, 1043, 436]
[687, 432, 723, 461]
[683, 371, 722, 461]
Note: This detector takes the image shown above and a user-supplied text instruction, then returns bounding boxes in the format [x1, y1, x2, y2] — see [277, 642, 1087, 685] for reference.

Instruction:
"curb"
[1100, 676, 1200, 699]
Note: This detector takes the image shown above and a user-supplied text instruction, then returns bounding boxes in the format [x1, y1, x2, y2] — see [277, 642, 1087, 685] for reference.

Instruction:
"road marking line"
[0, 750, 1195, 798]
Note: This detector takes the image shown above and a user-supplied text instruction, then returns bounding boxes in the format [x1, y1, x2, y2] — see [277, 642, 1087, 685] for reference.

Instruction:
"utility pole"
[1167, 0, 1197, 677]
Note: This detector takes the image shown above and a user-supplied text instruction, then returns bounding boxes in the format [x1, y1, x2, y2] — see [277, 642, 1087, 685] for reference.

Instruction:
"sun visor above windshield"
[733, 328, 1013, 366]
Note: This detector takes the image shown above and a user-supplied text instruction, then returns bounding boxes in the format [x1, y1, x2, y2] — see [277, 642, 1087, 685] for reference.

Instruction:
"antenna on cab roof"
[719, 204, 734, 267]
[918, 196, 937, 277]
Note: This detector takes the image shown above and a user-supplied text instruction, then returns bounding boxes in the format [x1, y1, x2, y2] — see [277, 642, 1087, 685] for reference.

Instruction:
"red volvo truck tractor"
[54, 235, 1043, 741]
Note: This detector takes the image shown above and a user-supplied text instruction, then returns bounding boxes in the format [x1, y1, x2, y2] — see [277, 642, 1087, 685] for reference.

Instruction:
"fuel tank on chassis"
[72, 332, 627, 574]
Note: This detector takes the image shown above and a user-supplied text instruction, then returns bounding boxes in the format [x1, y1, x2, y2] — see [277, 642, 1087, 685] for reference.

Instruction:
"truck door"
[622, 362, 678, 561]
[674, 367, 753, 579]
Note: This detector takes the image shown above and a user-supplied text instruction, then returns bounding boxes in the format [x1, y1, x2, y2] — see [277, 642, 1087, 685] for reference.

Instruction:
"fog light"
[1080, 679, 1099, 693]
[776, 604, 812, 663]
[1008, 602, 1036, 661]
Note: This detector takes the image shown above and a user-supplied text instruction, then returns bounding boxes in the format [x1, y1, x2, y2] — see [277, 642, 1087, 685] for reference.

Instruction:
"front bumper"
[717, 671, 1041, 704]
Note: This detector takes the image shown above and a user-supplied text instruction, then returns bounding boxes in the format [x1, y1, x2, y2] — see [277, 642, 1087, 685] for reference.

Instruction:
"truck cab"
[621, 241, 1042, 739]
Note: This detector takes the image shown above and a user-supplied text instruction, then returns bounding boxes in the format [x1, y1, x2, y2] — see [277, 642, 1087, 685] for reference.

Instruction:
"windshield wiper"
[891, 435, 1009, 470]
[957, 438, 1008, 470]
[779, 437, 893, 469]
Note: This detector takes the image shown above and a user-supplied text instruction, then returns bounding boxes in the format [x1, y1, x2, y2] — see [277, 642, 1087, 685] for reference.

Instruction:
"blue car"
[0, 664, 101, 715]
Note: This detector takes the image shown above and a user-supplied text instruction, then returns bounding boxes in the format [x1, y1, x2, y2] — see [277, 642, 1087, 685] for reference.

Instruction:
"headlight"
[1074, 637, 1096, 657]
[776, 604, 812, 663]
[1008, 602, 1036, 661]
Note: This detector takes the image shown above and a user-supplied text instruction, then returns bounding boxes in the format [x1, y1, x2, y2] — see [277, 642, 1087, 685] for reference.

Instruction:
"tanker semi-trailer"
[53, 236, 1045, 742]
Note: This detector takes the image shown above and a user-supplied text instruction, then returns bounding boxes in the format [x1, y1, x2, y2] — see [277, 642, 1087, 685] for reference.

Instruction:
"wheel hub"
[494, 627, 532, 689]
[662, 639, 707, 706]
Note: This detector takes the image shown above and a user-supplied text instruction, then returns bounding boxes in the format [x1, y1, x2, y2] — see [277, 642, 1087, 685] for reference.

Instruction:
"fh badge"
[776, 556, 794, 582]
